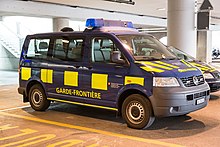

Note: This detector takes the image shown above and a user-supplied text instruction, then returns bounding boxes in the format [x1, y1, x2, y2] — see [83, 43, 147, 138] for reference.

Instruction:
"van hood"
[189, 61, 217, 73]
[136, 59, 202, 78]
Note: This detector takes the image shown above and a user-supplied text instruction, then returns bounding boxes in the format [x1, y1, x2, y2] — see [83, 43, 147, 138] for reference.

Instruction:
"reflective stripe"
[139, 61, 173, 70]
[141, 66, 164, 73]
[47, 70, 53, 83]
[124, 76, 144, 86]
[181, 60, 192, 67]
[47, 98, 118, 111]
[41, 69, 47, 83]
[91, 73, 108, 90]
[155, 61, 179, 69]
[21, 67, 31, 81]
[64, 71, 78, 87]
[41, 69, 53, 83]
[178, 68, 197, 72]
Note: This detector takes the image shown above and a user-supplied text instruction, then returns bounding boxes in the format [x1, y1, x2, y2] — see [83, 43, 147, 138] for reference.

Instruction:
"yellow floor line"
[0, 111, 184, 147]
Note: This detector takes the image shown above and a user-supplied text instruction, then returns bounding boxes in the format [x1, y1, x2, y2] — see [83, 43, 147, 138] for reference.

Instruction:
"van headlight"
[153, 77, 180, 87]
[203, 73, 214, 79]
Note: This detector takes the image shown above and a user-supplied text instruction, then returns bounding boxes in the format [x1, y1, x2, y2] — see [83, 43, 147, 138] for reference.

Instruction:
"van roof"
[26, 26, 142, 38]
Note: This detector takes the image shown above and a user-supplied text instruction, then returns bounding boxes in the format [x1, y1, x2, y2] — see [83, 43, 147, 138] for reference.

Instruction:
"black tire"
[29, 84, 50, 111]
[122, 94, 155, 129]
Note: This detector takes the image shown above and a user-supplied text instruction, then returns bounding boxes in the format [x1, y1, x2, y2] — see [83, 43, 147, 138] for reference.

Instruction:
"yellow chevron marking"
[178, 68, 197, 72]
[206, 64, 217, 71]
[193, 63, 217, 73]
[141, 66, 164, 73]
[190, 63, 210, 71]
[181, 60, 192, 67]
[200, 68, 210, 72]
[155, 61, 179, 69]
[210, 69, 216, 72]
[140, 62, 173, 70]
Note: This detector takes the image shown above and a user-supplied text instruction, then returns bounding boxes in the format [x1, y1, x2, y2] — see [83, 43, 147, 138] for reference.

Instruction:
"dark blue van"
[18, 19, 210, 129]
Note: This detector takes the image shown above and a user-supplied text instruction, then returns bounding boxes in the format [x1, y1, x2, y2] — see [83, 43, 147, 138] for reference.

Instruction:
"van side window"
[27, 39, 50, 59]
[53, 38, 83, 62]
[91, 37, 122, 63]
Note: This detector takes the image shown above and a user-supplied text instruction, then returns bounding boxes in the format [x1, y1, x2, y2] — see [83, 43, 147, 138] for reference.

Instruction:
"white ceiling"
[1, 0, 220, 30]
[33, 0, 220, 24]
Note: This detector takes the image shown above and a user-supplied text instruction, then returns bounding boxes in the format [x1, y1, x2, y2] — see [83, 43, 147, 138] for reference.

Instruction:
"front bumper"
[149, 83, 210, 117]
[206, 79, 220, 92]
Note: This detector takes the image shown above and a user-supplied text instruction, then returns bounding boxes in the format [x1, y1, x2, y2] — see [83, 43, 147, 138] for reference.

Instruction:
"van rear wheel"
[29, 84, 50, 111]
[122, 94, 155, 129]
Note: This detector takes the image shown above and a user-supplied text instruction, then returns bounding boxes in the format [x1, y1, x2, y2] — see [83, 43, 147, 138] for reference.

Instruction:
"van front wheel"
[122, 94, 155, 129]
[29, 84, 50, 111]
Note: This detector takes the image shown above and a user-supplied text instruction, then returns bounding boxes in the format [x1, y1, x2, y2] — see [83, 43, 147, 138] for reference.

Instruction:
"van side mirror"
[111, 51, 125, 64]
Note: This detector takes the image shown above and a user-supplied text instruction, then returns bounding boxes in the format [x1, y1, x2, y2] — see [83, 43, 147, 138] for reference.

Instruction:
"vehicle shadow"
[149, 115, 205, 130]
[22, 102, 219, 139]
[210, 93, 220, 100]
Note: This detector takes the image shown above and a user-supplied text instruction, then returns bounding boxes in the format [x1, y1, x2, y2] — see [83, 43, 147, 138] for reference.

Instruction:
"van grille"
[186, 90, 209, 101]
[180, 75, 205, 87]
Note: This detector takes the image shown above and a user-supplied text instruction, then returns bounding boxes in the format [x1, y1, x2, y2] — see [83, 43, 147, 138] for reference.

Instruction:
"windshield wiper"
[135, 56, 179, 61]
[137, 56, 163, 61]
[163, 57, 179, 60]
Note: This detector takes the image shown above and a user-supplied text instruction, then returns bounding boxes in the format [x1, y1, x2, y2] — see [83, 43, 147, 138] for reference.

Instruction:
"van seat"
[94, 42, 105, 62]
[101, 39, 111, 62]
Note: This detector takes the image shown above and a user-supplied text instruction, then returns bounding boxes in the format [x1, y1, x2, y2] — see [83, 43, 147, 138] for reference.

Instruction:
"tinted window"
[26, 39, 50, 59]
[52, 38, 84, 62]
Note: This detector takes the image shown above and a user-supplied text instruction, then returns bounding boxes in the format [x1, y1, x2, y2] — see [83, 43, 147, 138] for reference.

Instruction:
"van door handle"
[67, 66, 77, 69]
[78, 66, 89, 70]
[115, 65, 124, 68]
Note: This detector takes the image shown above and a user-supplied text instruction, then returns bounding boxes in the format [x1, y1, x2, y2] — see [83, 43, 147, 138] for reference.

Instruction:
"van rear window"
[52, 38, 83, 62]
[26, 39, 50, 59]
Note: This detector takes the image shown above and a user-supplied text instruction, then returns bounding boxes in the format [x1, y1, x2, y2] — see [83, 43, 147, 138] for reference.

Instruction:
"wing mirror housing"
[111, 51, 125, 64]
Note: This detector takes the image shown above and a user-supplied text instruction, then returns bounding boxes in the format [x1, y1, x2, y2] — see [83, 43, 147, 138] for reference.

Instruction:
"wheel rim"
[31, 89, 43, 107]
[126, 101, 145, 125]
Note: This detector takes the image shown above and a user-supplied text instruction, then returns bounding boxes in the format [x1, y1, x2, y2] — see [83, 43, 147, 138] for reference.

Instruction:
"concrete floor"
[1, 70, 220, 146]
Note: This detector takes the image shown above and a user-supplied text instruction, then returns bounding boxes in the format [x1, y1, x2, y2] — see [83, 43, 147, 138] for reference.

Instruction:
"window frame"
[26, 38, 51, 60]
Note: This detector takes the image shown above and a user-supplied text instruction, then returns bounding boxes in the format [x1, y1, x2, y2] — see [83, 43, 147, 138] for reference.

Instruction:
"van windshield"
[117, 34, 176, 61]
